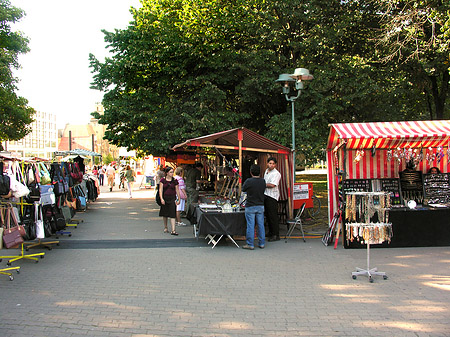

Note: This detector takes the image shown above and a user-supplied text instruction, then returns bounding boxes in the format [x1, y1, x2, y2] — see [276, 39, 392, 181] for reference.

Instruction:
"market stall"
[326, 120, 450, 248]
[172, 127, 294, 245]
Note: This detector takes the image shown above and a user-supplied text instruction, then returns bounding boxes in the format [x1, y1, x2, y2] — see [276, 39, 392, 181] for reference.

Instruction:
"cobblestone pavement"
[0, 186, 449, 337]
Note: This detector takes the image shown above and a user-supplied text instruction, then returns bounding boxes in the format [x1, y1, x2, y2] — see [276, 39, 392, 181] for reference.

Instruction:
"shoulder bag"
[2, 205, 25, 249]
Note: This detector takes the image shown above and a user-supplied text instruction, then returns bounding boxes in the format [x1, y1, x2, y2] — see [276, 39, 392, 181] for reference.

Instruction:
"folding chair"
[285, 203, 306, 242]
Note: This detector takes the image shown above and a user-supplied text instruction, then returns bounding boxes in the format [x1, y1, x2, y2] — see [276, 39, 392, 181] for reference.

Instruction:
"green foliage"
[90, 0, 449, 163]
[103, 153, 115, 165]
[0, 0, 34, 147]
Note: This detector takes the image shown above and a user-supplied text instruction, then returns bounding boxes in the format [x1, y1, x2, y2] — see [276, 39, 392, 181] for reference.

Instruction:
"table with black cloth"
[344, 206, 450, 248]
[188, 204, 246, 248]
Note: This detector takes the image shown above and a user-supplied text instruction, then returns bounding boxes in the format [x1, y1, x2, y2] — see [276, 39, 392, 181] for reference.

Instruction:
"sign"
[293, 183, 309, 200]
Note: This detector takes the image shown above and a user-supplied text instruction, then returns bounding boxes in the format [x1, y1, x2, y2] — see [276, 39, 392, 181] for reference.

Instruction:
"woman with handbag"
[174, 167, 188, 226]
[159, 167, 180, 235]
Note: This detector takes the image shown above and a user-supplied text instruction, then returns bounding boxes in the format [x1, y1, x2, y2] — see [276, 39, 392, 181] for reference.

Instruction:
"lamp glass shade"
[275, 73, 295, 83]
[291, 68, 313, 81]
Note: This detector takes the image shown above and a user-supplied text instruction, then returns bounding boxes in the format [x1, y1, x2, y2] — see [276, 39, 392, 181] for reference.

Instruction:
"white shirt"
[264, 168, 281, 201]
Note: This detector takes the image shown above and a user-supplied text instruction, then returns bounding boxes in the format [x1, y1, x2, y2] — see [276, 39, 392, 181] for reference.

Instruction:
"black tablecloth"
[344, 207, 450, 248]
[188, 205, 246, 236]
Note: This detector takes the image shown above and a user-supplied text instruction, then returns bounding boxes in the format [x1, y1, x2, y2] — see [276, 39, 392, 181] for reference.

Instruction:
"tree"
[374, 0, 450, 119]
[0, 0, 34, 148]
[90, 0, 434, 162]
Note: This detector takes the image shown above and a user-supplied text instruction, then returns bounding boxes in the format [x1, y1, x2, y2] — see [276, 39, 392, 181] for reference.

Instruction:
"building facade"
[5, 111, 58, 159]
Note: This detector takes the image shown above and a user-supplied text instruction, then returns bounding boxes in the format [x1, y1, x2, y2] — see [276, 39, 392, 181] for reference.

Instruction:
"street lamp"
[276, 68, 313, 185]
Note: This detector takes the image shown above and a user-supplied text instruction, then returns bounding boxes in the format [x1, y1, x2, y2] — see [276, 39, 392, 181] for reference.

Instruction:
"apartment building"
[5, 111, 58, 159]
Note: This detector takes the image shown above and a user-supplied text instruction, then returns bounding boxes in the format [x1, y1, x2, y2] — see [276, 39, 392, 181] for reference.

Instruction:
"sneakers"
[259, 245, 265, 249]
[176, 222, 188, 227]
[242, 245, 254, 250]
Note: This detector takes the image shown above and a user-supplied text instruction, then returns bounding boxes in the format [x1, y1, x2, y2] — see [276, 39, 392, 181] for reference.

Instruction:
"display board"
[423, 173, 450, 204]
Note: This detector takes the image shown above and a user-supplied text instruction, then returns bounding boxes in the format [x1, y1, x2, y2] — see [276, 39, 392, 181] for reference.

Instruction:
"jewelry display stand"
[345, 192, 392, 283]
[349, 223, 391, 283]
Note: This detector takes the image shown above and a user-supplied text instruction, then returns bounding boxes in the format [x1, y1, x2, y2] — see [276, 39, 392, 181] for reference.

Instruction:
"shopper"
[264, 157, 281, 242]
[106, 164, 116, 192]
[242, 164, 266, 250]
[174, 167, 187, 226]
[185, 162, 203, 213]
[159, 167, 181, 235]
[125, 165, 136, 198]
[98, 165, 105, 186]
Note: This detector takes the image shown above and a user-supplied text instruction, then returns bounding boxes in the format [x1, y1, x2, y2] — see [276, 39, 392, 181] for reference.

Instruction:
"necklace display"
[345, 191, 393, 245]
[345, 222, 393, 245]
[345, 192, 390, 223]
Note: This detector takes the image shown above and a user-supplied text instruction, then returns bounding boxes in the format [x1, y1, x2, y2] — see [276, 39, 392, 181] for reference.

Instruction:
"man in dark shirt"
[242, 164, 266, 250]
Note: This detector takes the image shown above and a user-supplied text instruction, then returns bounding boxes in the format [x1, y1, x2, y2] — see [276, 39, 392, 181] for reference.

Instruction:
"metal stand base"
[352, 267, 387, 283]
[205, 234, 240, 249]
[352, 241, 388, 283]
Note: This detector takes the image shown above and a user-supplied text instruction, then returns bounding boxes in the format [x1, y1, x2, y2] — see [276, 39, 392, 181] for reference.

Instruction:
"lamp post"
[276, 68, 313, 187]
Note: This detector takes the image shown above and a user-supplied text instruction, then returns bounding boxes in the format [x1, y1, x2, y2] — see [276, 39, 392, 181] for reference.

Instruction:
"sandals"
[170, 231, 179, 236]
[164, 228, 169, 233]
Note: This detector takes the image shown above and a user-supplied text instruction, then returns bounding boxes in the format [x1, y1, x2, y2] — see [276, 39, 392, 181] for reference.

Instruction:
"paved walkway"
[0, 185, 449, 336]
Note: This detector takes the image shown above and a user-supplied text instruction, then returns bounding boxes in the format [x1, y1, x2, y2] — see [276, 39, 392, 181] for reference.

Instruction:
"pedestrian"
[98, 165, 105, 186]
[119, 165, 126, 190]
[174, 167, 187, 226]
[106, 164, 116, 192]
[242, 164, 266, 250]
[155, 165, 165, 195]
[159, 166, 181, 235]
[264, 157, 281, 242]
[125, 165, 136, 198]
[185, 162, 203, 214]
[92, 165, 98, 177]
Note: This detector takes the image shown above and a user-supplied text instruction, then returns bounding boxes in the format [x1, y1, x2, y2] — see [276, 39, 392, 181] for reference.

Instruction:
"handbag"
[2, 206, 24, 249]
[10, 205, 26, 237]
[75, 185, 87, 211]
[38, 162, 51, 185]
[21, 205, 37, 241]
[70, 163, 83, 184]
[39, 184, 55, 205]
[61, 205, 72, 224]
[155, 184, 162, 206]
[35, 203, 45, 239]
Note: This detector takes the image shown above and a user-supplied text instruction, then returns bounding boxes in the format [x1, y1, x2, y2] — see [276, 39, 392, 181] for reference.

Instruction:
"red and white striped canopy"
[327, 120, 450, 150]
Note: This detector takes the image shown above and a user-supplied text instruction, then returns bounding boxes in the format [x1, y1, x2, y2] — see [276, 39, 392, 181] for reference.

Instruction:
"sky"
[11, 0, 142, 129]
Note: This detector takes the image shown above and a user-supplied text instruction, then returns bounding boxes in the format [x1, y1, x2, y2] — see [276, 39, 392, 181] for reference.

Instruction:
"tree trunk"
[430, 71, 449, 120]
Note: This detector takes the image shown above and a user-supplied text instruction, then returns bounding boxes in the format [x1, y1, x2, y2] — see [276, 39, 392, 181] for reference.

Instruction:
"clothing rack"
[0, 242, 45, 266]
[0, 265, 20, 281]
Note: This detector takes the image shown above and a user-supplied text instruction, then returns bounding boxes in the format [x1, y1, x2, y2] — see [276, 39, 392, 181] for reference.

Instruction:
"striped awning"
[327, 120, 450, 150]
[55, 149, 102, 157]
[172, 127, 291, 154]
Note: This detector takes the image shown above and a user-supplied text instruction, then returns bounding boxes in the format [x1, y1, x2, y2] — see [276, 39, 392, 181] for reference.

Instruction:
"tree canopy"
[90, 0, 450, 161]
[0, 0, 34, 148]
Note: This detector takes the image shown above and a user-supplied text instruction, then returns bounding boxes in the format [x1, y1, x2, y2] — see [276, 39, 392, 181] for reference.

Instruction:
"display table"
[344, 207, 450, 248]
[189, 205, 246, 249]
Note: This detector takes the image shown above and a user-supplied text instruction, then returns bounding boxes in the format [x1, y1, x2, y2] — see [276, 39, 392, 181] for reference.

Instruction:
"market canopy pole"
[238, 129, 243, 195]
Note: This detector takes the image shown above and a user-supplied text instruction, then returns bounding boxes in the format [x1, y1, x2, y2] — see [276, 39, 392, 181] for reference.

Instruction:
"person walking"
[106, 164, 116, 192]
[242, 164, 266, 250]
[264, 157, 281, 242]
[159, 167, 181, 235]
[98, 165, 105, 186]
[125, 165, 136, 198]
[174, 167, 187, 226]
